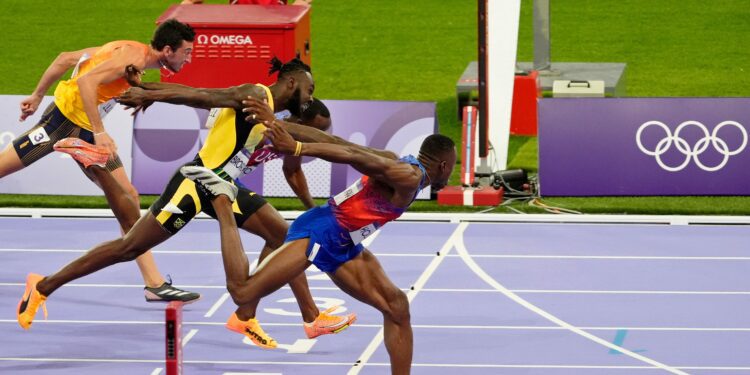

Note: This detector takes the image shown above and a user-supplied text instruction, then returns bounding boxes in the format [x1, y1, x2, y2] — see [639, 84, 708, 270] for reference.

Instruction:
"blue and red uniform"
[285, 155, 427, 273]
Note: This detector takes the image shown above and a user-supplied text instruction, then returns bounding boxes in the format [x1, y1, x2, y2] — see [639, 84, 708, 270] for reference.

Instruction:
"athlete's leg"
[36, 212, 172, 297]
[87, 165, 165, 288]
[0, 144, 26, 178]
[329, 250, 412, 375]
[236, 203, 318, 322]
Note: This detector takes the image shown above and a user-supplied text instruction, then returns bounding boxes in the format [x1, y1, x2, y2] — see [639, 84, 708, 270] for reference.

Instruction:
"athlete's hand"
[94, 131, 117, 159]
[117, 87, 153, 114]
[19, 94, 43, 121]
[242, 97, 274, 124]
[264, 120, 297, 155]
[124, 65, 144, 87]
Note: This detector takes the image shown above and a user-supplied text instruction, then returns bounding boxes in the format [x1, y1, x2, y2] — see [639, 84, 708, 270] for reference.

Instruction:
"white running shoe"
[180, 166, 239, 201]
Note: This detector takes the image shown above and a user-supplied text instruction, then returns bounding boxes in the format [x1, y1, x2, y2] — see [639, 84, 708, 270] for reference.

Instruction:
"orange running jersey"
[53, 41, 149, 131]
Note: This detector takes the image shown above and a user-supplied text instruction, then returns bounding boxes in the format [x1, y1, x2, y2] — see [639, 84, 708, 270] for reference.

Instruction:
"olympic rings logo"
[636, 120, 747, 172]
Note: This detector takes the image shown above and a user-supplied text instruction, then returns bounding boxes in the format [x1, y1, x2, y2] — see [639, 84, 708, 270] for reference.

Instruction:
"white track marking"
[2, 283, 748, 295]
[0, 357, 748, 371]
[182, 329, 198, 347]
[347, 222, 468, 375]
[445, 254, 750, 260]
[3, 248, 749, 260]
[1, 319, 749, 332]
[454, 229, 688, 375]
[421, 288, 750, 295]
[204, 292, 230, 318]
[150, 368, 163, 375]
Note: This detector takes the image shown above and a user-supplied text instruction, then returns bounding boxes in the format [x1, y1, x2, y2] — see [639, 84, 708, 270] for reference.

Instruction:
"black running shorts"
[149, 163, 268, 234]
[13, 102, 123, 172]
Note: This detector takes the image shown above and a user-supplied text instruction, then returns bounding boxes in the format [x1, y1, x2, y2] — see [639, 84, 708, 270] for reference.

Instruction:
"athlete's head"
[269, 57, 314, 117]
[418, 134, 456, 191]
[299, 98, 331, 131]
[151, 19, 195, 73]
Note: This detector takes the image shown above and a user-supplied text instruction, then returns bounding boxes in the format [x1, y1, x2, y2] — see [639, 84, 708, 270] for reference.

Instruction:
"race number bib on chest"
[221, 145, 281, 179]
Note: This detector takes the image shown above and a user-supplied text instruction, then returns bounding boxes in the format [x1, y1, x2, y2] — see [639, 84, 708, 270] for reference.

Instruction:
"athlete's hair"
[268, 57, 312, 79]
[419, 134, 455, 159]
[301, 98, 330, 121]
[151, 19, 196, 51]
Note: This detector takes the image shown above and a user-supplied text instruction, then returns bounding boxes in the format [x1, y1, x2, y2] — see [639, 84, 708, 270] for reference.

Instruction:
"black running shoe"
[144, 276, 200, 304]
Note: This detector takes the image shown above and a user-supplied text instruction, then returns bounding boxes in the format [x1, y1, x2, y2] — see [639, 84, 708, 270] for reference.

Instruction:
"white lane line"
[347, 222, 468, 375]
[0, 357, 748, 371]
[204, 292, 230, 318]
[2, 283, 749, 295]
[444, 254, 750, 260]
[421, 288, 750, 295]
[454, 233, 688, 375]
[2, 319, 749, 331]
[182, 329, 198, 347]
[2, 247, 748, 260]
[2, 319, 749, 332]
[150, 368, 163, 375]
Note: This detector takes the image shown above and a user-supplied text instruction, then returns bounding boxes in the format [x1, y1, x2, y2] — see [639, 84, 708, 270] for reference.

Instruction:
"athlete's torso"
[54, 41, 149, 130]
[329, 155, 426, 241]
[195, 84, 282, 180]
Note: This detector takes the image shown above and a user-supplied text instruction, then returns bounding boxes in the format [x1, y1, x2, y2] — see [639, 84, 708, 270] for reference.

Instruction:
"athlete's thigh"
[149, 168, 208, 235]
[329, 249, 401, 311]
[239, 239, 312, 298]
[122, 211, 173, 250]
[7, 103, 77, 173]
[239, 203, 288, 244]
[0, 142, 25, 177]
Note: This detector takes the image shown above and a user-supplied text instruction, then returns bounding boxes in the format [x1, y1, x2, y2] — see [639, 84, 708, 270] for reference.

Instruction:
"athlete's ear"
[286, 76, 296, 90]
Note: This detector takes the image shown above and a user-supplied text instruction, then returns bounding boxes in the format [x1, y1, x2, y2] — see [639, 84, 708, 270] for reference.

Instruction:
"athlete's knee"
[383, 288, 411, 324]
[116, 236, 149, 262]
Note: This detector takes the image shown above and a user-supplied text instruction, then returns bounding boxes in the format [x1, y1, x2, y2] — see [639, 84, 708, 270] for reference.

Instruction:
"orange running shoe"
[53, 138, 109, 168]
[304, 306, 357, 339]
[225, 313, 277, 349]
[17, 273, 48, 330]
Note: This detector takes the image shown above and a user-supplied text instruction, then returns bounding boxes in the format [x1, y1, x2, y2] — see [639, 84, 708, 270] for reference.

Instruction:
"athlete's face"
[162, 40, 193, 73]
[430, 148, 457, 191]
[287, 72, 314, 117]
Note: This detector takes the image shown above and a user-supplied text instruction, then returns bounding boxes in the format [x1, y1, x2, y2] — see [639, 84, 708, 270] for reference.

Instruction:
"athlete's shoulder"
[100, 40, 147, 51]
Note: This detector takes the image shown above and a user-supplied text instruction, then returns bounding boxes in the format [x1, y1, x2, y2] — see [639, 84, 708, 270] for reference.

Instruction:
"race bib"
[332, 179, 363, 206]
[28, 127, 50, 145]
[222, 149, 252, 179]
[349, 223, 377, 245]
[205, 108, 221, 128]
[98, 99, 116, 120]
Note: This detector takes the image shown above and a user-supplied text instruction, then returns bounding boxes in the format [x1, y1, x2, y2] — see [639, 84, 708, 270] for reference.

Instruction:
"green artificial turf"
[0, 0, 748, 214]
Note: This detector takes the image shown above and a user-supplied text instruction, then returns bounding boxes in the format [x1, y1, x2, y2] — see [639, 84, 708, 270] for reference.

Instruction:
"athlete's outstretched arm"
[265, 121, 420, 191]
[243, 97, 398, 160]
[117, 83, 262, 111]
[20, 47, 100, 121]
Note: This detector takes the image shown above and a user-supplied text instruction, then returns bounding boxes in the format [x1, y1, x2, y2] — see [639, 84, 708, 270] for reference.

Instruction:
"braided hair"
[268, 56, 311, 79]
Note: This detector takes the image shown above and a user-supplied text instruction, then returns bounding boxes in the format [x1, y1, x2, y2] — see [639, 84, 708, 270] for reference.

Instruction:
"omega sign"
[196, 34, 254, 45]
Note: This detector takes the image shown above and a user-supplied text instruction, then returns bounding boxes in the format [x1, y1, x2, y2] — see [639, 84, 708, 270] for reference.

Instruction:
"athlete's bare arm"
[242, 97, 398, 160]
[265, 121, 421, 199]
[20, 47, 100, 121]
[77, 44, 146, 155]
[117, 83, 261, 111]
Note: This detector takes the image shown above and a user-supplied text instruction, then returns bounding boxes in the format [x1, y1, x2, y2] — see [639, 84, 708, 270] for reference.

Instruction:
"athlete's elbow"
[55, 52, 79, 68]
